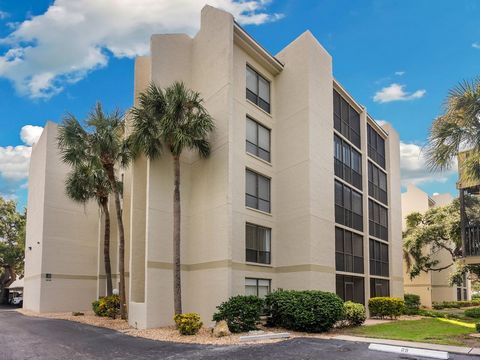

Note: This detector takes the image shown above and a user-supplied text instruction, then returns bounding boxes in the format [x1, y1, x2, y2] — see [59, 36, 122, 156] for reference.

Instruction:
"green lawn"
[347, 318, 477, 346]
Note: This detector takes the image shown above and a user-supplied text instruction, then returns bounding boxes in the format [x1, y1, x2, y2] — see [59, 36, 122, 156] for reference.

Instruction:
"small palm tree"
[58, 103, 131, 319]
[130, 82, 214, 314]
[425, 78, 480, 181]
[65, 162, 116, 296]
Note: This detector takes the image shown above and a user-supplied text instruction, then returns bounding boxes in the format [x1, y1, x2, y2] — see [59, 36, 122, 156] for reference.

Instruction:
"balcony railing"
[464, 225, 480, 257]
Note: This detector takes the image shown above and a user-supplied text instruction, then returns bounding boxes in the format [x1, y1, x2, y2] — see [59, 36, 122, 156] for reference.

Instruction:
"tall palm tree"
[65, 162, 116, 296]
[57, 103, 131, 319]
[130, 82, 214, 314]
[425, 78, 480, 181]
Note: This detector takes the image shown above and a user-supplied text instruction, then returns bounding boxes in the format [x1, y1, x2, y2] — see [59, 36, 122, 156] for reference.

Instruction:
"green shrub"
[212, 295, 264, 333]
[173, 313, 203, 335]
[403, 294, 421, 315]
[264, 290, 344, 333]
[368, 297, 405, 319]
[342, 301, 366, 327]
[464, 307, 480, 319]
[417, 309, 447, 318]
[476, 323, 480, 333]
[433, 300, 480, 309]
[92, 295, 120, 319]
[472, 294, 480, 301]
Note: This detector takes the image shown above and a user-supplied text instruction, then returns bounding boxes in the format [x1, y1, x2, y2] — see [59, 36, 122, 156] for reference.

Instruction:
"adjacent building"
[402, 184, 470, 307]
[24, 5, 403, 328]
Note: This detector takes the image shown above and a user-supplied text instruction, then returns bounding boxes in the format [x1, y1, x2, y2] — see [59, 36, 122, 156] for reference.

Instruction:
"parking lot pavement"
[0, 309, 478, 360]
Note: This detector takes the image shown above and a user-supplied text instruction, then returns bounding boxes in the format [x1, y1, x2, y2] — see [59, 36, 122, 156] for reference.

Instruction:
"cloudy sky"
[0, 0, 479, 208]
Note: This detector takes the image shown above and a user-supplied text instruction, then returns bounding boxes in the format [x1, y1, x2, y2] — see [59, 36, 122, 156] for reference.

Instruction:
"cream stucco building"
[24, 5, 403, 328]
[402, 184, 470, 308]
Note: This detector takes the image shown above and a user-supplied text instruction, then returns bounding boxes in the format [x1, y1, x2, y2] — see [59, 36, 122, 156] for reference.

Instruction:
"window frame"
[368, 200, 388, 241]
[246, 169, 271, 213]
[336, 274, 365, 305]
[246, 223, 271, 265]
[245, 278, 271, 298]
[370, 278, 390, 298]
[335, 227, 364, 274]
[246, 65, 271, 113]
[367, 124, 386, 169]
[368, 161, 388, 205]
[334, 134, 362, 190]
[369, 239, 389, 277]
[246, 116, 271, 162]
[333, 90, 361, 148]
[335, 180, 363, 231]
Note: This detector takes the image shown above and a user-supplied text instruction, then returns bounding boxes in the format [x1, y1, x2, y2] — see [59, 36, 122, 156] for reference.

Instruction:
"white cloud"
[373, 83, 426, 103]
[394, 71, 405, 76]
[375, 120, 387, 126]
[400, 142, 456, 186]
[472, 42, 480, 49]
[0, 0, 283, 99]
[0, 11, 8, 20]
[0, 125, 44, 181]
[20, 125, 43, 146]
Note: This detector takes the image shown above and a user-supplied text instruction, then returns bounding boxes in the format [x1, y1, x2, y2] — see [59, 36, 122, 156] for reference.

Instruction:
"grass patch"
[347, 318, 475, 346]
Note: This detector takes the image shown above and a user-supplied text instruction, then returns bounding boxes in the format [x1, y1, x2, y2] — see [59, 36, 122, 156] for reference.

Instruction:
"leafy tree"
[0, 197, 26, 304]
[58, 103, 131, 319]
[130, 82, 214, 314]
[403, 199, 480, 285]
[425, 78, 480, 182]
[65, 162, 118, 296]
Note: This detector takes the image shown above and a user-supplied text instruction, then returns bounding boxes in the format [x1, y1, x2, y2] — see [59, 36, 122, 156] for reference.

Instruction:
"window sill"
[246, 99, 272, 118]
[246, 152, 272, 167]
[246, 206, 272, 217]
[245, 262, 273, 268]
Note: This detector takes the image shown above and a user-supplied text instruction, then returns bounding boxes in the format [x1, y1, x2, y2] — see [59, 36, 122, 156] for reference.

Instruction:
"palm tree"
[57, 103, 131, 319]
[425, 78, 480, 181]
[65, 162, 116, 296]
[130, 82, 214, 314]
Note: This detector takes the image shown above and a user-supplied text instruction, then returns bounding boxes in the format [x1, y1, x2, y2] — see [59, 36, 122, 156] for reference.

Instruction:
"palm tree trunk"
[106, 166, 127, 320]
[173, 155, 182, 315]
[101, 199, 113, 296]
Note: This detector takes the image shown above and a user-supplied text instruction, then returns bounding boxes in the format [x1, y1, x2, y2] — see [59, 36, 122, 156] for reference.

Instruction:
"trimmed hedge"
[472, 294, 480, 301]
[464, 307, 480, 319]
[174, 313, 203, 335]
[476, 323, 480, 333]
[404, 293, 421, 315]
[342, 301, 366, 327]
[368, 297, 405, 319]
[433, 300, 480, 309]
[92, 295, 120, 319]
[212, 295, 264, 333]
[265, 290, 344, 333]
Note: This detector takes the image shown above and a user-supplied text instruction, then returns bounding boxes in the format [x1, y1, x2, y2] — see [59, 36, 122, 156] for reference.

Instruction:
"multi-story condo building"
[402, 184, 470, 307]
[24, 5, 403, 328]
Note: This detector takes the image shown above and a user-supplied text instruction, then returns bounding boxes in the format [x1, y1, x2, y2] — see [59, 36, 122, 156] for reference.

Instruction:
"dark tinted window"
[336, 274, 365, 304]
[333, 90, 361, 148]
[246, 117, 271, 162]
[369, 239, 389, 277]
[246, 66, 270, 113]
[335, 180, 363, 231]
[246, 169, 271, 213]
[368, 200, 388, 240]
[336, 227, 364, 274]
[367, 124, 386, 169]
[368, 162, 388, 205]
[370, 278, 390, 297]
[246, 223, 271, 264]
[334, 135, 362, 190]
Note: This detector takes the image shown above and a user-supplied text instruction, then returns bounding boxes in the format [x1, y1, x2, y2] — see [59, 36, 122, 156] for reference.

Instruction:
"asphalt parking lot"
[0, 306, 478, 360]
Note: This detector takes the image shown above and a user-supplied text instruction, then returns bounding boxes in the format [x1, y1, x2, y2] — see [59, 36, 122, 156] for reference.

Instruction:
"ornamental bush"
[368, 297, 405, 319]
[173, 313, 203, 335]
[476, 322, 480, 333]
[403, 294, 421, 315]
[464, 307, 480, 319]
[342, 301, 366, 327]
[91, 295, 120, 319]
[212, 295, 264, 333]
[264, 290, 344, 333]
[433, 300, 480, 309]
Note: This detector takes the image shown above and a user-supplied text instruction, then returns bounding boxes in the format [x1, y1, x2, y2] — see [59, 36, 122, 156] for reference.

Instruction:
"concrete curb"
[330, 334, 480, 356]
[239, 333, 291, 342]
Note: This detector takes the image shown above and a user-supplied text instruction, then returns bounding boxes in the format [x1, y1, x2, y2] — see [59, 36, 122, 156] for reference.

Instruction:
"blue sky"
[0, 0, 479, 210]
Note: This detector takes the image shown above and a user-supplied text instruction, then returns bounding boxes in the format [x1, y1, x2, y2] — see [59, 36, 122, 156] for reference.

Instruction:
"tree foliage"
[0, 197, 26, 304]
[403, 198, 480, 285]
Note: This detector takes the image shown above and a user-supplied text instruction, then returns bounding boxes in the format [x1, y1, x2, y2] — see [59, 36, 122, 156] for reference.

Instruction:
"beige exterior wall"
[24, 122, 100, 312]
[402, 184, 470, 307]
[25, 5, 403, 327]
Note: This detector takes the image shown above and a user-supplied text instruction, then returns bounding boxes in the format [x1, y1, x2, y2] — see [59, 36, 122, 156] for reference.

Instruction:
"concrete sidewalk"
[330, 334, 480, 356]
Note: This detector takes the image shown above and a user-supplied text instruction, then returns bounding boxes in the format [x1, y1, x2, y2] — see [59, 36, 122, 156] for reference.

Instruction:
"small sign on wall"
[45, 273, 52, 281]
